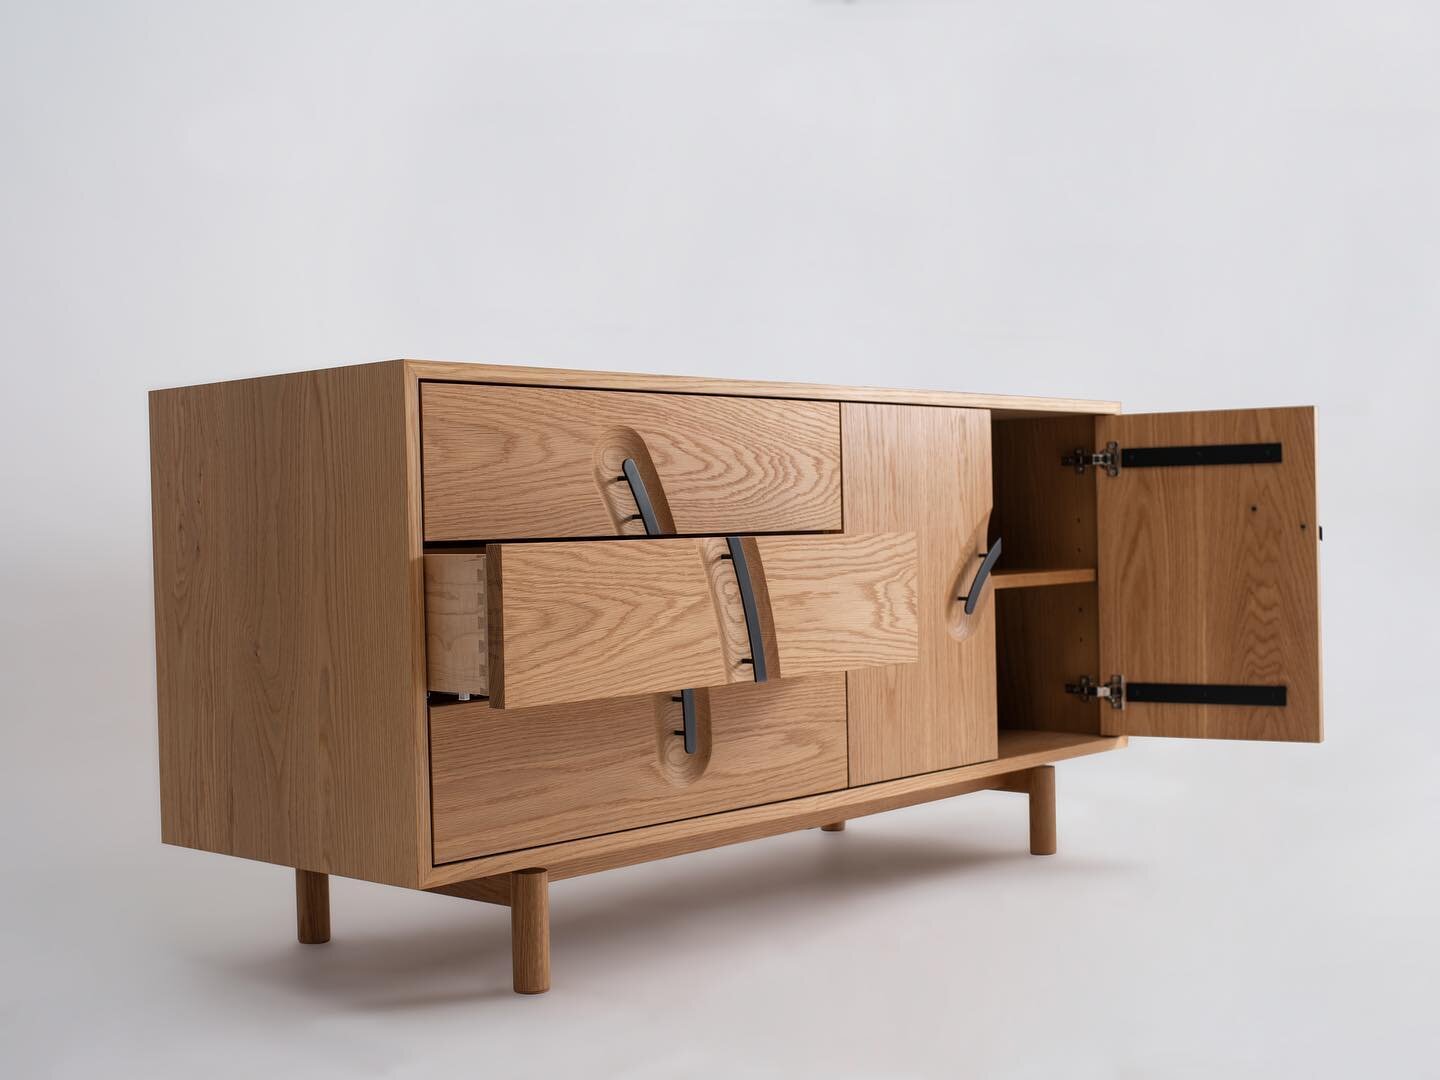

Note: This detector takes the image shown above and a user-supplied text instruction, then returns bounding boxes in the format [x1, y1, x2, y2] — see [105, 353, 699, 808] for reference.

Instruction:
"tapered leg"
[295, 869, 330, 944]
[820, 821, 846, 832]
[511, 868, 550, 995]
[1028, 765, 1056, 856]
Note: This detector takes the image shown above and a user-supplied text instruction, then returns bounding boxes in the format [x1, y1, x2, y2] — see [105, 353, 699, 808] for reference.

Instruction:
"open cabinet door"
[1094, 407, 1321, 741]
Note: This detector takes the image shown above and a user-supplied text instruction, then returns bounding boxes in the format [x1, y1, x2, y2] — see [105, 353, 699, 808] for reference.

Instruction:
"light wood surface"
[1096, 407, 1322, 742]
[424, 553, 488, 695]
[295, 870, 331, 944]
[420, 382, 842, 541]
[992, 568, 1097, 590]
[991, 415, 1099, 570]
[429, 876, 512, 906]
[1027, 766, 1057, 855]
[485, 538, 729, 709]
[403, 359, 1121, 418]
[842, 403, 998, 783]
[483, 533, 918, 710]
[990, 415, 1103, 735]
[510, 869, 550, 994]
[996, 583, 1102, 736]
[425, 730, 1124, 886]
[151, 362, 428, 888]
[431, 675, 849, 862]
[753, 532, 918, 678]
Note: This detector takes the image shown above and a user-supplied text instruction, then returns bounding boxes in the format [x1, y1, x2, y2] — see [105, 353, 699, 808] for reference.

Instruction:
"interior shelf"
[991, 568, 1096, 590]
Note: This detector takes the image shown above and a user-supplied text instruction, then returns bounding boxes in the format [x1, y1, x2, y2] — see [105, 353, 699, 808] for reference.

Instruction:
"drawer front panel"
[425, 533, 918, 708]
[420, 383, 842, 541]
[430, 675, 848, 862]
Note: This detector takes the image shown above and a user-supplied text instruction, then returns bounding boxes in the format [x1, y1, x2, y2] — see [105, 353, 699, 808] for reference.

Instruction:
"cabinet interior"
[989, 414, 1103, 737]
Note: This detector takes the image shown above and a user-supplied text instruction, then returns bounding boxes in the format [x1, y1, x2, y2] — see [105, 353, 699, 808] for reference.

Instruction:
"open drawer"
[425, 532, 918, 709]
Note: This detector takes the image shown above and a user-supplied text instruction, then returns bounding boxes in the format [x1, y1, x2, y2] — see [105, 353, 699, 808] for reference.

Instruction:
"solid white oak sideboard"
[149, 360, 1322, 994]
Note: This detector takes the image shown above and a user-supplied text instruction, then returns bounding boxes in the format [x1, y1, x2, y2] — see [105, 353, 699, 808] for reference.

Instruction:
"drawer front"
[424, 532, 918, 708]
[431, 675, 848, 862]
[420, 383, 842, 541]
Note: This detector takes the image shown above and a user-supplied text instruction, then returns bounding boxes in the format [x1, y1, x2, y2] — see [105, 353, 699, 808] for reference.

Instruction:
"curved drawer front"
[424, 532, 919, 709]
[420, 383, 842, 541]
[430, 675, 848, 862]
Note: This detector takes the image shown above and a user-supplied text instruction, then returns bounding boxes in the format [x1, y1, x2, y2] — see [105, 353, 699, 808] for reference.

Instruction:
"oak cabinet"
[150, 361, 1322, 995]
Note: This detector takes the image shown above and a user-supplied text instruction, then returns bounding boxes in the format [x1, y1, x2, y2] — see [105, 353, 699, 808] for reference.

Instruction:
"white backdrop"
[3, 2, 1437, 1077]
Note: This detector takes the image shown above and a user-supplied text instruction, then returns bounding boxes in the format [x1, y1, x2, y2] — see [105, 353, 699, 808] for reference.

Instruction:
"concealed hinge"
[1062, 441, 1119, 477]
[1064, 675, 1125, 709]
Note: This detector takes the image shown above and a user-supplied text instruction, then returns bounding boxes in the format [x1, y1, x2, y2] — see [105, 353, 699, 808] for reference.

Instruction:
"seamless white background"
[3, 2, 1437, 1077]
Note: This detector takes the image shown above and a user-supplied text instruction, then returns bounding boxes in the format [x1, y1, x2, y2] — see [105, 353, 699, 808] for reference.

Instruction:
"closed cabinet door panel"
[439, 532, 918, 709]
[421, 383, 842, 541]
[430, 675, 849, 862]
[1095, 406, 1322, 742]
[842, 404, 998, 783]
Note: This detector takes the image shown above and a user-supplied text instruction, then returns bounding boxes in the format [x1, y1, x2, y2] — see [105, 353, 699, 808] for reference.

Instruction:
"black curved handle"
[726, 535, 768, 683]
[958, 536, 1002, 615]
[621, 458, 662, 537]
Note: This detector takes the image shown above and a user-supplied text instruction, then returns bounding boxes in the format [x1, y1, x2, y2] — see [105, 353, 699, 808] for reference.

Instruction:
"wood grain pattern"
[990, 415, 1103, 735]
[842, 404, 998, 783]
[995, 583, 1102, 735]
[1027, 766, 1057, 855]
[429, 876, 511, 906]
[484, 534, 919, 710]
[421, 383, 842, 541]
[404, 359, 1121, 418]
[485, 538, 732, 709]
[295, 870, 331, 944]
[151, 362, 427, 888]
[1096, 407, 1322, 742]
[754, 532, 919, 678]
[510, 869, 550, 994]
[424, 553, 488, 695]
[990, 415, 1099, 570]
[431, 675, 849, 862]
[424, 730, 1125, 886]
[992, 568, 1097, 590]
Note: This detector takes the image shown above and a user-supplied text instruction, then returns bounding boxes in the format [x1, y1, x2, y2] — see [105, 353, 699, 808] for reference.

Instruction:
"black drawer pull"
[726, 536, 768, 683]
[670, 689, 698, 754]
[621, 458, 662, 537]
[957, 537, 1002, 615]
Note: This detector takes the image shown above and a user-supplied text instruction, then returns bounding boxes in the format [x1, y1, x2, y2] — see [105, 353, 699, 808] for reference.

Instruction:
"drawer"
[424, 532, 918, 708]
[420, 383, 842, 541]
[430, 675, 849, 861]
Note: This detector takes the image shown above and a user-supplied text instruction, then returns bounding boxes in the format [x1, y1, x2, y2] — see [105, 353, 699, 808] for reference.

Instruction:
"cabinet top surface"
[154, 359, 1122, 417]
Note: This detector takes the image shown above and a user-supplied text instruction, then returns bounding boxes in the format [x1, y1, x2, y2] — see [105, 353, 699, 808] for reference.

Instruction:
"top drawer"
[420, 384, 842, 541]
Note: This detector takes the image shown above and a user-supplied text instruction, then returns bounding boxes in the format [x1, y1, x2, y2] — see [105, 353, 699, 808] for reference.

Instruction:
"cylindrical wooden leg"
[1028, 766, 1056, 856]
[511, 868, 550, 995]
[821, 821, 846, 832]
[295, 869, 330, 944]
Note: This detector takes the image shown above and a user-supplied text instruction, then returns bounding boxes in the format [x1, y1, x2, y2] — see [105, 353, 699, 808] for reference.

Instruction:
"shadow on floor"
[209, 822, 1130, 1012]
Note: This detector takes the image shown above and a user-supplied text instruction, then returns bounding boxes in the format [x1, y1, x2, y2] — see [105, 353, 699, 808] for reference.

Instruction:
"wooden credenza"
[149, 361, 1322, 994]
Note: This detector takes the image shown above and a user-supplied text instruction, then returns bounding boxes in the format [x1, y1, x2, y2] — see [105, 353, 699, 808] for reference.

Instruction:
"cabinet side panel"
[842, 404, 998, 783]
[150, 363, 424, 886]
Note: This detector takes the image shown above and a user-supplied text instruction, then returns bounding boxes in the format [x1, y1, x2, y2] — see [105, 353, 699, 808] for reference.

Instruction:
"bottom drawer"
[430, 674, 848, 863]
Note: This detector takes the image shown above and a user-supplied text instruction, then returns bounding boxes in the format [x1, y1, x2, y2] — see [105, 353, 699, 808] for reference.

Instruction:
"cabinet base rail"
[293, 763, 1064, 995]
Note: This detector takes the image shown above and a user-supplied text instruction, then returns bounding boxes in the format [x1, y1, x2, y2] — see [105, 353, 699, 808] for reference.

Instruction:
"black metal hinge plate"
[1120, 442, 1282, 469]
[1126, 682, 1287, 707]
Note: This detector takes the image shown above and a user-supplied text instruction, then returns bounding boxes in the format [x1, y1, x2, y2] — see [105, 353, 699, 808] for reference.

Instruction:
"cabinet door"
[467, 532, 917, 709]
[843, 404, 998, 781]
[1095, 407, 1322, 741]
